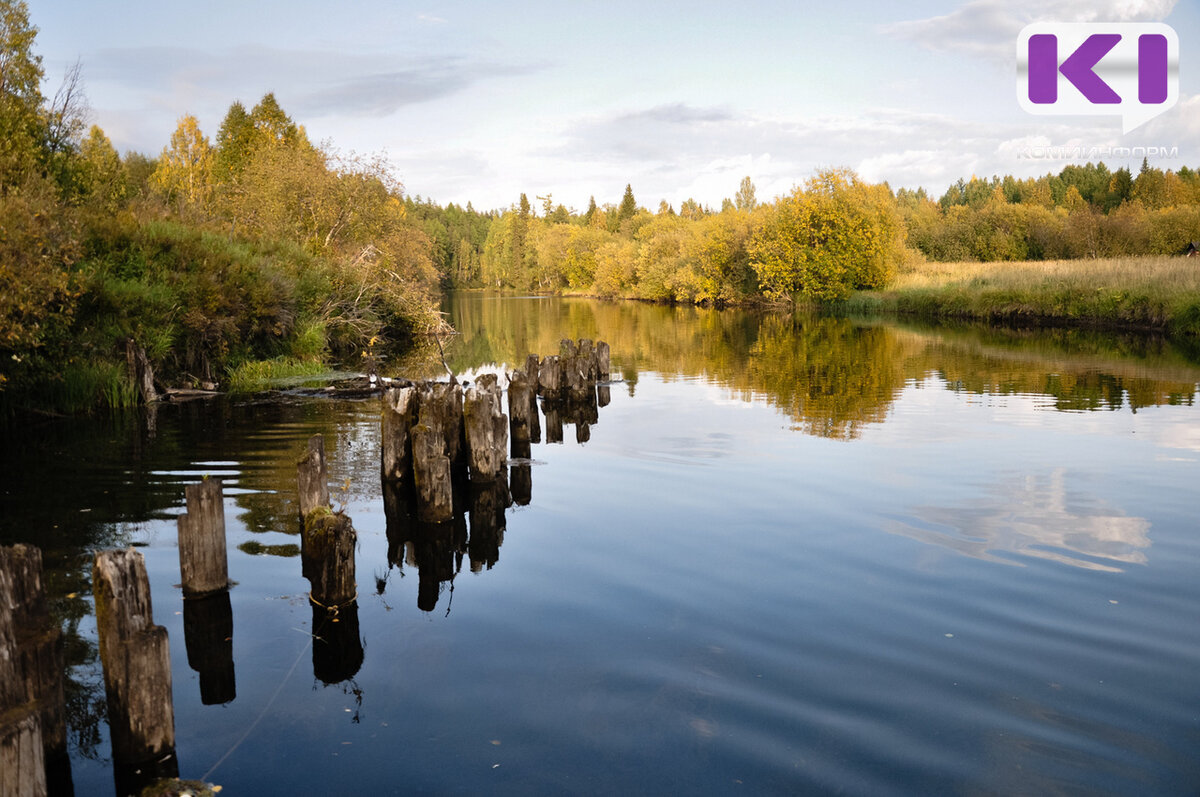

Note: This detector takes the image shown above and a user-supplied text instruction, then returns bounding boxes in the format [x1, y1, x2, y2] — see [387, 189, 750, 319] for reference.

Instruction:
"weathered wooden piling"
[1, 546, 67, 779]
[525, 354, 540, 389]
[297, 434, 330, 518]
[578, 339, 597, 380]
[303, 510, 357, 612]
[381, 385, 419, 482]
[1, 546, 50, 797]
[92, 549, 177, 782]
[0, 545, 68, 794]
[538, 355, 562, 396]
[464, 377, 507, 481]
[427, 381, 466, 472]
[125, 338, 158, 404]
[596, 341, 611, 380]
[177, 478, 229, 598]
[412, 423, 453, 522]
[183, 590, 235, 705]
[508, 368, 534, 459]
[598, 384, 611, 408]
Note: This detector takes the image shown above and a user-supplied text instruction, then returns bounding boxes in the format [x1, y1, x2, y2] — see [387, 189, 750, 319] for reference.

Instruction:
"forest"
[2, 0, 1199, 412]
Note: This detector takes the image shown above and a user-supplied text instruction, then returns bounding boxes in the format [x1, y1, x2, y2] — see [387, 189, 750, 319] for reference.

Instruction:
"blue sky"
[30, 0, 1200, 211]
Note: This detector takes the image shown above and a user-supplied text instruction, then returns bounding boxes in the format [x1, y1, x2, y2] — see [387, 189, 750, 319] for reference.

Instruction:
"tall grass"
[844, 255, 1200, 337]
[224, 357, 329, 393]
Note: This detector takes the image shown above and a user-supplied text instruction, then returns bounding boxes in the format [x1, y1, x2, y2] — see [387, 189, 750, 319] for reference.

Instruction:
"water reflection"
[891, 468, 1151, 572]
[182, 591, 235, 705]
[443, 295, 1200, 440]
[1, 297, 1198, 795]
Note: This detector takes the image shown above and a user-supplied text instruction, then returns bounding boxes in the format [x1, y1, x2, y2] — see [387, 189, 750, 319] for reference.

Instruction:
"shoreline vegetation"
[841, 256, 1200, 339]
[2, 0, 1200, 415]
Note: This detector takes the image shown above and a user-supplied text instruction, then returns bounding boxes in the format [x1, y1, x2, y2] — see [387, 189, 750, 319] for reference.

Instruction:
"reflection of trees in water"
[745, 315, 910, 439]
[890, 468, 1151, 571]
[444, 294, 1200, 441]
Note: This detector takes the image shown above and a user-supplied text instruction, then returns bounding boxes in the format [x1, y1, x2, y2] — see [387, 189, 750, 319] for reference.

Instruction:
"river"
[2, 293, 1199, 795]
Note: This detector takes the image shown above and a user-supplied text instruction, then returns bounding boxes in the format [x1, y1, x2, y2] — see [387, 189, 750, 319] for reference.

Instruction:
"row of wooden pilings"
[1, 338, 613, 796]
[382, 338, 611, 521]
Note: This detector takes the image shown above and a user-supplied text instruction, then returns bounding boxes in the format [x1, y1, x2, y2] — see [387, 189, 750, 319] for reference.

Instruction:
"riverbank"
[842, 255, 1200, 338]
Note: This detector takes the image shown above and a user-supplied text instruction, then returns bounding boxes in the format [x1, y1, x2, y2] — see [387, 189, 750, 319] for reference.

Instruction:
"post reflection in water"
[182, 590, 235, 705]
[311, 603, 364, 686]
[379, 372, 614, 611]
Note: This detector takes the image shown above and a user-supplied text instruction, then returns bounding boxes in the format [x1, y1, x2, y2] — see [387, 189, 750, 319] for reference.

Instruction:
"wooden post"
[598, 384, 611, 408]
[596, 340, 611, 380]
[559, 338, 578, 363]
[183, 590, 235, 705]
[125, 338, 158, 404]
[381, 386, 420, 482]
[525, 354, 540, 390]
[412, 424, 453, 522]
[464, 379, 507, 482]
[297, 434, 330, 518]
[508, 368, 533, 460]
[1, 546, 48, 797]
[92, 549, 177, 787]
[538, 355, 562, 396]
[578, 339, 597, 380]
[178, 478, 229, 598]
[563, 345, 588, 398]
[0, 545, 68, 792]
[304, 510, 357, 612]
[420, 382, 466, 474]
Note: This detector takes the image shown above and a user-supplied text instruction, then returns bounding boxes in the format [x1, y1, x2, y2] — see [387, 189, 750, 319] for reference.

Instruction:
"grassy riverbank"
[843, 256, 1200, 337]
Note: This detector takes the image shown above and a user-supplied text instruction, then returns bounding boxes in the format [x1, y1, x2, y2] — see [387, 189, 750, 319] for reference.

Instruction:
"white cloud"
[882, 0, 1178, 62]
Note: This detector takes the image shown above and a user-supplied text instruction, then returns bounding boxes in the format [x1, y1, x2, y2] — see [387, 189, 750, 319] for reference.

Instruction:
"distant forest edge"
[2, 0, 1199, 412]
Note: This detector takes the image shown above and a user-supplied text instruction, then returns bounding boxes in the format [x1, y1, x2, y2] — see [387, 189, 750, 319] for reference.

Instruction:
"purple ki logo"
[1017, 23, 1179, 133]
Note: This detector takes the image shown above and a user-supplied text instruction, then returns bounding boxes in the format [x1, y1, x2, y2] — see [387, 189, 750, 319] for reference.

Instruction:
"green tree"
[152, 114, 214, 209]
[213, 100, 254, 182]
[249, 92, 301, 148]
[617, 183, 637, 225]
[0, 0, 45, 185]
[735, 176, 757, 210]
[749, 169, 903, 300]
[77, 124, 126, 209]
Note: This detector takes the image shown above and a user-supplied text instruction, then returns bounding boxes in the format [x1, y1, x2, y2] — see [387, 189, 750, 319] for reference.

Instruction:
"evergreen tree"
[618, 183, 637, 223]
[213, 100, 254, 181]
[249, 92, 301, 148]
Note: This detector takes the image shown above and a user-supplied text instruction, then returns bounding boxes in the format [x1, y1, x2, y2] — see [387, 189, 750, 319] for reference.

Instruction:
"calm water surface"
[3, 294, 1199, 795]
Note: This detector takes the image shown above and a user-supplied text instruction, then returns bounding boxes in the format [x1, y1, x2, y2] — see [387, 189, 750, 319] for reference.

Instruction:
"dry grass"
[847, 255, 1200, 336]
[891, 255, 1200, 293]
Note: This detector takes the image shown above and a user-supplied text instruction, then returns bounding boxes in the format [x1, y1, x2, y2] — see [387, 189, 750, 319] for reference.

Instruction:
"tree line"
[463, 160, 1200, 304]
[4, 0, 1199, 412]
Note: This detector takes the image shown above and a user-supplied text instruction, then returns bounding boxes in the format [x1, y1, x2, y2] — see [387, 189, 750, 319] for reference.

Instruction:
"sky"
[28, 0, 1200, 212]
